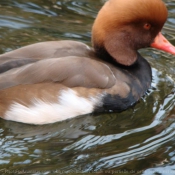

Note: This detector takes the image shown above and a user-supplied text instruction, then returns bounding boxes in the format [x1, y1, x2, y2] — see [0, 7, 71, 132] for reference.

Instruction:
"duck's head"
[92, 0, 175, 66]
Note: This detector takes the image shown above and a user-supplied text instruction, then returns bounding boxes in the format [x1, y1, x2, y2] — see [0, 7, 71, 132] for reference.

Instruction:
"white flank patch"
[4, 89, 103, 125]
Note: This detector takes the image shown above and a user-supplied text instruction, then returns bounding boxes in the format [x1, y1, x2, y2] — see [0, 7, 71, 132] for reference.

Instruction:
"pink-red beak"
[151, 32, 175, 55]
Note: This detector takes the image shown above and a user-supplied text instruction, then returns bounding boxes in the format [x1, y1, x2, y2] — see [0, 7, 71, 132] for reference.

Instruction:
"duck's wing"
[0, 56, 116, 90]
[0, 57, 37, 74]
[0, 41, 96, 74]
[0, 41, 95, 73]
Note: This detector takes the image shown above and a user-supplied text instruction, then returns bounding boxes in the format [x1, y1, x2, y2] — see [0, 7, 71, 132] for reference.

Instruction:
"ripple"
[12, 1, 57, 16]
[143, 165, 175, 175]
[0, 15, 32, 29]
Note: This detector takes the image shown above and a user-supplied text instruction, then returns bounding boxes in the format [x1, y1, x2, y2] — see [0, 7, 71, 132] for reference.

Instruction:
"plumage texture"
[0, 0, 171, 124]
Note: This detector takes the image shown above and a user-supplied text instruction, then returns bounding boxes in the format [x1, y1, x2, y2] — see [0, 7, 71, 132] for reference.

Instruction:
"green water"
[0, 0, 175, 174]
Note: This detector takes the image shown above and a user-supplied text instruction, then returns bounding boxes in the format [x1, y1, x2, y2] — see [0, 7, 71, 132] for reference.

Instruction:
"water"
[0, 0, 174, 174]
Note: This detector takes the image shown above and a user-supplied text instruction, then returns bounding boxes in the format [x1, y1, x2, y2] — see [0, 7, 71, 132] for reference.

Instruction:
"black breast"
[96, 53, 152, 112]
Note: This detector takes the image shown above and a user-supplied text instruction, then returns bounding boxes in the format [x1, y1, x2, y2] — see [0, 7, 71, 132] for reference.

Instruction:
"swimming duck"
[0, 0, 174, 124]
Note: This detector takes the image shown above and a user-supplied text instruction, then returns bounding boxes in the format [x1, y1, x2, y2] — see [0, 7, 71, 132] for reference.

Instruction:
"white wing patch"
[4, 89, 103, 125]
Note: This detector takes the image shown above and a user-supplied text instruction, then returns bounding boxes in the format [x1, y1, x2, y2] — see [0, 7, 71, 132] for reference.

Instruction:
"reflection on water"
[0, 0, 175, 174]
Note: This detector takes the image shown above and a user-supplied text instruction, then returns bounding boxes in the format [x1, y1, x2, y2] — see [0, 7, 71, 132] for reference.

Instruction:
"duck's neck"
[93, 43, 138, 68]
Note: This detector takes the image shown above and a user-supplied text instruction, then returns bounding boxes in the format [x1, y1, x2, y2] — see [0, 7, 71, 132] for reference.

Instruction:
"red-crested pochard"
[0, 0, 175, 124]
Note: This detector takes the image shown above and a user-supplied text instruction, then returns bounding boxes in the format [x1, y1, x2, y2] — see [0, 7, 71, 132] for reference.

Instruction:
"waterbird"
[0, 0, 174, 124]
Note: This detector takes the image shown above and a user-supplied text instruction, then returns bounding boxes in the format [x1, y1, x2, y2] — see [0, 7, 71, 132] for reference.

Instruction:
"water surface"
[0, 0, 175, 174]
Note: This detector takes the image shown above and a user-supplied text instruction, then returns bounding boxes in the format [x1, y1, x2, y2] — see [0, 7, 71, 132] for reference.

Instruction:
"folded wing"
[0, 56, 116, 90]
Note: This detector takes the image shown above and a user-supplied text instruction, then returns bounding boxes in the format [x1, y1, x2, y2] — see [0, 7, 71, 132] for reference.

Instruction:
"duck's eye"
[144, 23, 151, 30]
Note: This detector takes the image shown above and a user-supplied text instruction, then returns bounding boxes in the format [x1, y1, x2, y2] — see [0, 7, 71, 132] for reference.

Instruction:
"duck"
[0, 0, 174, 125]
